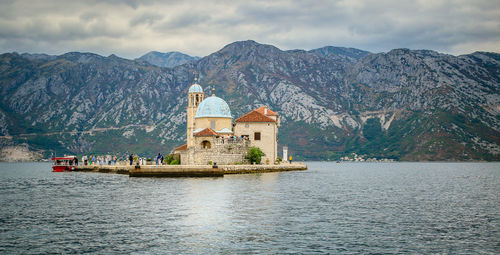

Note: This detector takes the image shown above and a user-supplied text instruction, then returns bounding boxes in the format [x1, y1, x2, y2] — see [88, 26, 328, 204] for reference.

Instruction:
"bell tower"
[187, 78, 204, 147]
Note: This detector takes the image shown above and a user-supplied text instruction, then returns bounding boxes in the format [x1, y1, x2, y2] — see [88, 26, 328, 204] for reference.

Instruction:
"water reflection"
[172, 173, 282, 252]
[178, 178, 229, 249]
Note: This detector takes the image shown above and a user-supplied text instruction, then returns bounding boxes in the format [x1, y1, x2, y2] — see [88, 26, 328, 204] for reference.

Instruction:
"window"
[210, 121, 216, 129]
[245, 124, 249, 128]
[254, 132, 261, 141]
[201, 140, 211, 149]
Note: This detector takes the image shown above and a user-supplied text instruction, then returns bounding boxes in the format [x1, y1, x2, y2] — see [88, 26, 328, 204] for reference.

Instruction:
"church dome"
[189, 83, 203, 93]
[195, 95, 232, 119]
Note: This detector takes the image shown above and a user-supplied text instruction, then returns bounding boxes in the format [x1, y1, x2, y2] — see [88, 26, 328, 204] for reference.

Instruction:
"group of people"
[66, 153, 169, 166]
[156, 153, 164, 165]
[219, 135, 249, 144]
[82, 155, 118, 166]
[127, 153, 166, 165]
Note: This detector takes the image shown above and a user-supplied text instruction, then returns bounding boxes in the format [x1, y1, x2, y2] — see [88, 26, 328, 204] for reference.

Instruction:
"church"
[173, 80, 280, 165]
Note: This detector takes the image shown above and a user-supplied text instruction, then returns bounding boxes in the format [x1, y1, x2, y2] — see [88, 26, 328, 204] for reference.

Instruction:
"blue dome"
[189, 83, 203, 93]
[195, 96, 232, 119]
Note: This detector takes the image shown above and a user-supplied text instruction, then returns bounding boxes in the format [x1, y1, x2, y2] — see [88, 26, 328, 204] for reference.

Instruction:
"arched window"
[201, 140, 211, 149]
[196, 95, 199, 105]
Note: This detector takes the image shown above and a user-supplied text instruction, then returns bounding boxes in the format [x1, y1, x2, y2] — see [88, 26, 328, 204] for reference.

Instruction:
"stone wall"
[182, 137, 250, 165]
[194, 153, 245, 165]
[221, 162, 307, 174]
[74, 162, 307, 177]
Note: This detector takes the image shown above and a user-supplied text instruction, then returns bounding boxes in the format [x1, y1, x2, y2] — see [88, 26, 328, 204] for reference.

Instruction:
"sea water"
[0, 162, 498, 254]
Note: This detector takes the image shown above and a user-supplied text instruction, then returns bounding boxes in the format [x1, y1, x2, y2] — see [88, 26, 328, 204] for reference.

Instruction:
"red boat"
[52, 156, 78, 172]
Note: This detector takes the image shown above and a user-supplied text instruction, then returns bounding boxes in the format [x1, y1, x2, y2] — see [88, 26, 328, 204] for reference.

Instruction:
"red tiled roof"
[235, 110, 276, 123]
[255, 106, 278, 116]
[173, 144, 187, 151]
[194, 128, 219, 136]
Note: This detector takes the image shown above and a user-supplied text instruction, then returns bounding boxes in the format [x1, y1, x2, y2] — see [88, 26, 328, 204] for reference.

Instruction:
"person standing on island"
[156, 153, 161, 165]
[289, 155, 293, 164]
[129, 154, 133, 165]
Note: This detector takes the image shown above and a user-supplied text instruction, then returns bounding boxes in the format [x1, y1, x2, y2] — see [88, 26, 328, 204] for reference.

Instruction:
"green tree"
[163, 154, 174, 164]
[363, 118, 382, 141]
[246, 147, 265, 164]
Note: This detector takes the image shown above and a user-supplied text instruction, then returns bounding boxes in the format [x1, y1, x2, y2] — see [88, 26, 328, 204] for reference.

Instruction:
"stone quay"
[72, 162, 307, 177]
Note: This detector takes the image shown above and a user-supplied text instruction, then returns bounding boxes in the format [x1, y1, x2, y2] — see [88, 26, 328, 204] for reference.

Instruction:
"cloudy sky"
[0, 0, 499, 58]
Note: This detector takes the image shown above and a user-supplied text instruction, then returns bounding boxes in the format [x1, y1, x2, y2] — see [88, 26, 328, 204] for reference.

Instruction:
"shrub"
[170, 159, 180, 165]
[276, 156, 282, 163]
[163, 154, 174, 164]
[208, 160, 213, 165]
[246, 147, 265, 164]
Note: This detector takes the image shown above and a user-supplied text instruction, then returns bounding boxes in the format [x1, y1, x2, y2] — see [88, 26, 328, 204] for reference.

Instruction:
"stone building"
[173, 80, 279, 165]
[234, 106, 279, 164]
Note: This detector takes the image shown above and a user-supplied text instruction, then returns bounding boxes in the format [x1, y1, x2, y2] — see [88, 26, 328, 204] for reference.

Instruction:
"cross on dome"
[188, 78, 203, 93]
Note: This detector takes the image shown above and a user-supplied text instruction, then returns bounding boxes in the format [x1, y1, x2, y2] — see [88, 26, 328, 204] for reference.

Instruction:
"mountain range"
[0, 40, 499, 161]
[136, 51, 200, 68]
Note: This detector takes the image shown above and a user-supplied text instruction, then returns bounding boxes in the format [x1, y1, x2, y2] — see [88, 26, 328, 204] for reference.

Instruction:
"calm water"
[0, 162, 499, 254]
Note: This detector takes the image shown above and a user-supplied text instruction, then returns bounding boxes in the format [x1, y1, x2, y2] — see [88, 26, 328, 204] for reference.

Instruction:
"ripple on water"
[0, 162, 499, 254]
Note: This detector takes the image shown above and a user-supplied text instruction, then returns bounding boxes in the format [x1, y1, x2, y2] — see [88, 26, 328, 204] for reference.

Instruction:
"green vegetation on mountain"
[0, 41, 499, 161]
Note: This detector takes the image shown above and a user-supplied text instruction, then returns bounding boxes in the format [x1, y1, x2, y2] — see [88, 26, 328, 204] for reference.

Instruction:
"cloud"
[153, 13, 211, 32]
[0, 0, 498, 58]
[129, 12, 164, 27]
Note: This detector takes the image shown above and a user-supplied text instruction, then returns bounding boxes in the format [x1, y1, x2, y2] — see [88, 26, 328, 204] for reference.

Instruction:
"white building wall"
[234, 122, 277, 164]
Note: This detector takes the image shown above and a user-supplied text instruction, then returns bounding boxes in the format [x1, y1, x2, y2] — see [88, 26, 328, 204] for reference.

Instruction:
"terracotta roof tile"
[194, 128, 219, 136]
[235, 110, 276, 123]
[173, 144, 187, 151]
[255, 106, 278, 116]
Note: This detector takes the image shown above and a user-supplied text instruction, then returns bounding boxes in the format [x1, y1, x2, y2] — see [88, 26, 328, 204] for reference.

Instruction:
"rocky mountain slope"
[0, 40, 499, 161]
[0, 144, 43, 162]
[136, 51, 200, 68]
